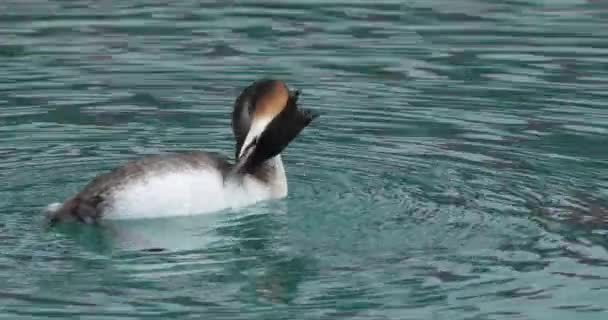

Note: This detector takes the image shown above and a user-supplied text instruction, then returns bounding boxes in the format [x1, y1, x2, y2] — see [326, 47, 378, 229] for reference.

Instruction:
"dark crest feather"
[231, 89, 318, 175]
[231, 78, 288, 159]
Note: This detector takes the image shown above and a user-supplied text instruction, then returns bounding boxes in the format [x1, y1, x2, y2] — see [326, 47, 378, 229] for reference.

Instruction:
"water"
[1, 0, 608, 319]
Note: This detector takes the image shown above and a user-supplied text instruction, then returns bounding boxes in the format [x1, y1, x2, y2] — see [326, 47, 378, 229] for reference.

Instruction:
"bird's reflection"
[49, 200, 316, 305]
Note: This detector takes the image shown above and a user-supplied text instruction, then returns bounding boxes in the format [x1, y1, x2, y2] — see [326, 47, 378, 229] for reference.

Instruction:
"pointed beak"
[237, 117, 270, 159]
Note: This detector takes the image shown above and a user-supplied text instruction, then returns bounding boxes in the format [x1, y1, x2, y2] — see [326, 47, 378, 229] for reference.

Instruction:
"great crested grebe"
[45, 78, 318, 224]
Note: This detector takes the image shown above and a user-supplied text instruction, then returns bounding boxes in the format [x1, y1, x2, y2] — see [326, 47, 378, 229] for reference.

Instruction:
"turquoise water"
[2, 0, 608, 319]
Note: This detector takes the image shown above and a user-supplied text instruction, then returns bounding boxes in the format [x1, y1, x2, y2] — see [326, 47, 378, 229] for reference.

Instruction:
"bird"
[45, 78, 318, 224]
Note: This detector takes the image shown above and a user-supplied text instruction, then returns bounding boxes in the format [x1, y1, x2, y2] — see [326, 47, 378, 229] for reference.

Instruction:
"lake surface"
[1, 0, 608, 319]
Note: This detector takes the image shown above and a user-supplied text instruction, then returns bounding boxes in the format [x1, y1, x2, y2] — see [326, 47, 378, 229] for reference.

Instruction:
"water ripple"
[1, 0, 608, 319]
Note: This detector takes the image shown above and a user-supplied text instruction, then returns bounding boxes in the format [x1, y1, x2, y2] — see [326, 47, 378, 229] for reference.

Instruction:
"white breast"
[102, 168, 278, 220]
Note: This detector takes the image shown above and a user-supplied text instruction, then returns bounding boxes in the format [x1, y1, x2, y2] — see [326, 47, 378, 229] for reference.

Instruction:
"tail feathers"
[45, 202, 62, 214]
[44, 198, 77, 225]
[44, 203, 66, 225]
[44, 195, 103, 225]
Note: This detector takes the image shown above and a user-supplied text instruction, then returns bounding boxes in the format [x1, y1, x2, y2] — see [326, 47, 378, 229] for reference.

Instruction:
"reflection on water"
[102, 202, 289, 253]
[40, 201, 313, 316]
